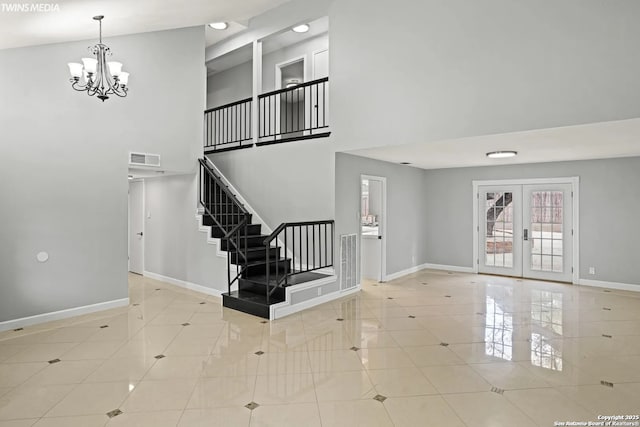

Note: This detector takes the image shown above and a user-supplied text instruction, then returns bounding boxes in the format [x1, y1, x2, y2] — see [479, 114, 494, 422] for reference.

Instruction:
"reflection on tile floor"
[1, 271, 639, 426]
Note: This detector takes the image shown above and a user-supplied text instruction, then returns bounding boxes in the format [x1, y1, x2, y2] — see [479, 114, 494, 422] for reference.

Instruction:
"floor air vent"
[129, 152, 161, 167]
[340, 234, 357, 290]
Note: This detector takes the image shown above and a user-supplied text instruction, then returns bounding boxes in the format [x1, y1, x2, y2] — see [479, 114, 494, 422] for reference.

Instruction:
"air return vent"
[340, 234, 357, 290]
[129, 152, 161, 167]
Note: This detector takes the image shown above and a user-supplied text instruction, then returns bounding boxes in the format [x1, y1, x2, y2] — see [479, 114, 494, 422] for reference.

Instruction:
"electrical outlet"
[589, 267, 596, 275]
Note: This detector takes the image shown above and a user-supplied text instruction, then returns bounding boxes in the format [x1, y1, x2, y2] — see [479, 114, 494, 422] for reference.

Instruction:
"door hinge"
[477, 225, 479, 232]
[571, 267, 574, 273]
[477, 193, 479, 199]
[571, 229, 574, 236]
[477, 258, 479, 265]
[571, 191, 573, 197]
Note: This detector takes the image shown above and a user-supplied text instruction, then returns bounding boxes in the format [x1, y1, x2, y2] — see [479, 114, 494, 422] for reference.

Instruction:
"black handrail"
[258, 77, 329, 143]
[204, 97, 252, 152]
[258, 77, 328, 99]
[205, 97, 252, 114]
[198, 158, 249, 293]
[263, 220, 334, 303]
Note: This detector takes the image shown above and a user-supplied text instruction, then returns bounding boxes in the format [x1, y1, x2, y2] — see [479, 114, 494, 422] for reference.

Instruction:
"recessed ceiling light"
[208, 22, 228, 30]
[292, 24, 310, 33]
[400, 162, 412, 165]
[486, 151, 517, 159]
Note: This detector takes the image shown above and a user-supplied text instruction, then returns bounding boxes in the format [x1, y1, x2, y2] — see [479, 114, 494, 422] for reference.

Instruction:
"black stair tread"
[223, 234, 269, 240]
[224, 289, 285, 306]
[242, 271, 332, 287]
[239, 246, 278, 253]
[245, 258, 290, 267]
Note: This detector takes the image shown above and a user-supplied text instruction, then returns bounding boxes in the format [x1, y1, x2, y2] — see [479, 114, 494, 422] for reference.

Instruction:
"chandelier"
[67, 16, 129, 102]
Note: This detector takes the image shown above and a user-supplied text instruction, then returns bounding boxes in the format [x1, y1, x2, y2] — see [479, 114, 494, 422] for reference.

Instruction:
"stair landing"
[222, 272, 332, 319]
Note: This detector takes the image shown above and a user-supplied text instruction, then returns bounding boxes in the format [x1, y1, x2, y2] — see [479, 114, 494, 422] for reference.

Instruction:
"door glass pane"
[361, 179, 381, 236]
[485, 191, 513, 268]
[530, 191, 563, 272]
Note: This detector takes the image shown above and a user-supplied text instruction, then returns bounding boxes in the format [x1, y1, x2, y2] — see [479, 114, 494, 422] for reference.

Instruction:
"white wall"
[211, 139, 334, 230]
[144, 174, 228, 293]
[330, 0, 640, 152]
[206, 61, 253, 110]
[0, 26, 205, 323]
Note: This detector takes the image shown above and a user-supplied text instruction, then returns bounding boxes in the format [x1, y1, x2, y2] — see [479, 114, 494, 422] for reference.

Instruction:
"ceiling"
[348, 118, 640, 170]
[0, 0, 289, 50]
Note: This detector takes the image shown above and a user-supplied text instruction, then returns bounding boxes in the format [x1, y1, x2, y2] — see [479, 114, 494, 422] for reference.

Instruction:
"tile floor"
[1, 271, 639, 426]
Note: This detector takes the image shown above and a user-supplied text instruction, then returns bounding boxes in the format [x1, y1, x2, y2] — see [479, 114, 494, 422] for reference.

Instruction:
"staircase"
[198, 159, 334, 319]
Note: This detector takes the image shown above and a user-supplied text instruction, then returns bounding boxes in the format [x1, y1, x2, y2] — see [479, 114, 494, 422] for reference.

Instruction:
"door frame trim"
[274, 54, 308, 90]
[128, 179, 145, 274]
[472, 177, 580, 284]
[359, 174, 387, 283]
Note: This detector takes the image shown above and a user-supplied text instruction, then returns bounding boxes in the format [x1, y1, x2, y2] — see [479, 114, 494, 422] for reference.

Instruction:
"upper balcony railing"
[204, 97, 252, 152]
[204, 77, 329, 153]
[258, 77, 329, 145]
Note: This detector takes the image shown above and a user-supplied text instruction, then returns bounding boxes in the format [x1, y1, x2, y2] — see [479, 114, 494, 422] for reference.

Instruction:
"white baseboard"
[195, 213, 228, 260]
[578, 278, 640, 293]
[272, 282, 359, 319]
[143, 271, 225, 298]
[383, 264, 429, 282]
[0, 298, 130, 333]
[423, 263, 475, 274]
[382, 263, 474, 282]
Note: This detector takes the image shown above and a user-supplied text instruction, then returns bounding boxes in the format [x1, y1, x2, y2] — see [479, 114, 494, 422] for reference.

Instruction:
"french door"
[478, 183, 573, 282]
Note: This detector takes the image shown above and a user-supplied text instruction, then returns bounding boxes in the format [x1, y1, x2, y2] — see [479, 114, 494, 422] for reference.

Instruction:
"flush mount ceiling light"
[292, 24, 310, 33]
[486, 151, 518, 159]
[67, 16, 129, 102]
[208, 22, 228, 30]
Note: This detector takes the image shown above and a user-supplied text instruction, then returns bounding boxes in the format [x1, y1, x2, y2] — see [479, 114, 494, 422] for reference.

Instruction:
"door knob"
[137, 232, 143, 237]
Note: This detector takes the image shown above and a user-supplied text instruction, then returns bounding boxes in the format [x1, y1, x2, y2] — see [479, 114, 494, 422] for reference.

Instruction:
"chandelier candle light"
[67, 16, 129, 102]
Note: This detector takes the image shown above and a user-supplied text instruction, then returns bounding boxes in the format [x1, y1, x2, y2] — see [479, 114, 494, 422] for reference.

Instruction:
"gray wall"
[144, 174, 227, 292]
[0, 26, 205, 323]
[423, 157, 640, 285]
[206, 61, 253, 109]
[335, 153, 428, 280]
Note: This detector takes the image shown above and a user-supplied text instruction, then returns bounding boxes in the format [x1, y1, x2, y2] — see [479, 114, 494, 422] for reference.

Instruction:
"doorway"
[276, 57, 306, 138]
[360, 175, 387, 282]
[473, 179, 578, 283]
[128, 180, 144, 274]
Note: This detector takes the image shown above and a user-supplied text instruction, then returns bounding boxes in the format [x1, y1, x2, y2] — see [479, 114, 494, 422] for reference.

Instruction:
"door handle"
[523, 229, 528, 241]
[378, 236, 382, 240]
[137, 232, 143, 237]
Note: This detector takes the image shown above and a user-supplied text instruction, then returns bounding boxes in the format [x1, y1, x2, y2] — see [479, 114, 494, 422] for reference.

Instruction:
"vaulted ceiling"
[0, 0, 289, 50]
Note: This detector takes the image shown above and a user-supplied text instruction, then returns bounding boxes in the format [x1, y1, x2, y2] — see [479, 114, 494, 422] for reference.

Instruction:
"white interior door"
[360, 176, 385, 282]
[312, 49, 328, 131]
[522, 184, 573, 282]
[478, 182, 574, 282]
[128, 180, 144, 274]
[479, 185, 522, 277]
[313, 49, 328, 79]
